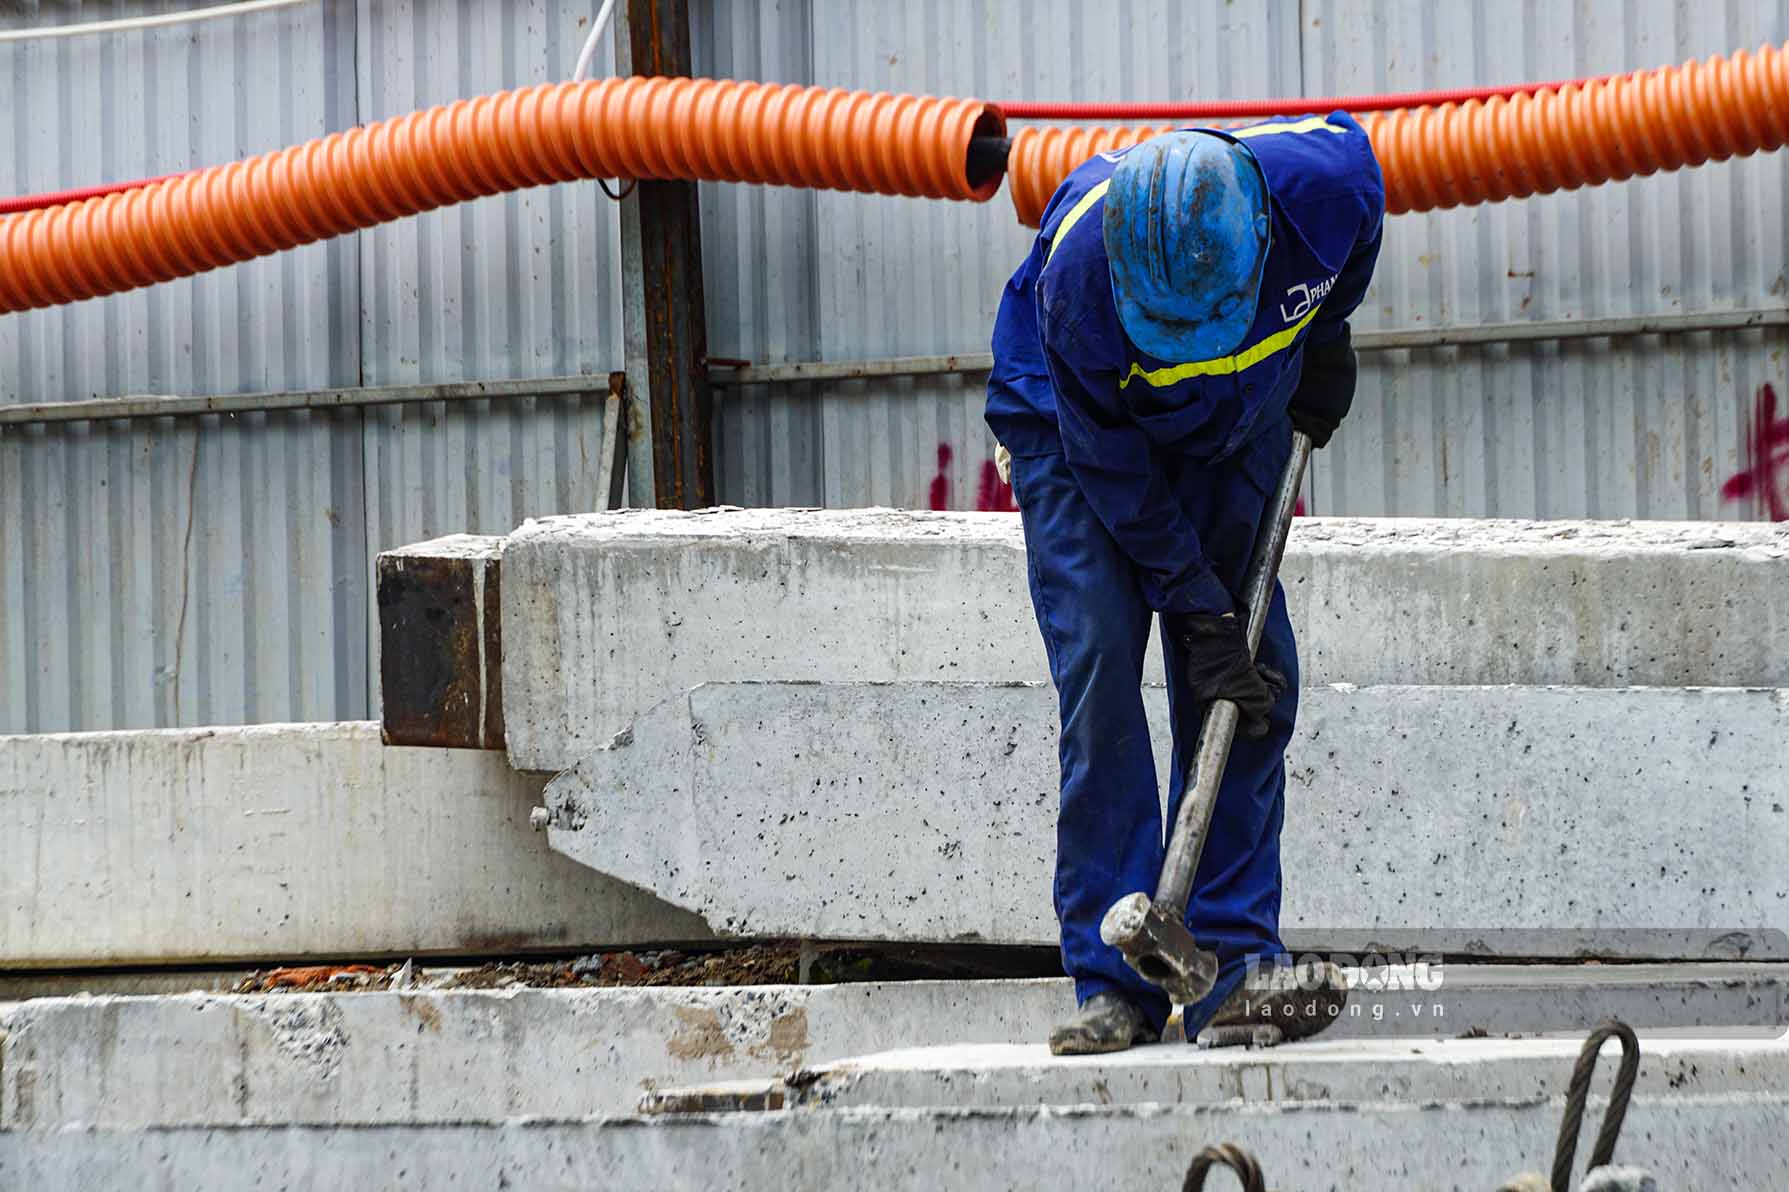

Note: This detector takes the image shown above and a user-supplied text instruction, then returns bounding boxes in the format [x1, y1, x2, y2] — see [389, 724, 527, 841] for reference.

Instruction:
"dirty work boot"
[1049, 993, 1160, 1055]
[1195, 960, 1349, 1049]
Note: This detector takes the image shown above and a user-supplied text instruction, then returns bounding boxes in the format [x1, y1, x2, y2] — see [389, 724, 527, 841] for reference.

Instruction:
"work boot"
[1195, 959, 1349, 1048]
[1048, 993, 1160, 1055]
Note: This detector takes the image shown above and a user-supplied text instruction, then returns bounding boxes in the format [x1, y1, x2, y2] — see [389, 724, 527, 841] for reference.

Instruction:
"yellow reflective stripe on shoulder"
[1045, 179, 1110, 267]
[1119, 303, 1324, 390]
[1231, 115, 1346, 140]
[1045, 121, 1338, 269]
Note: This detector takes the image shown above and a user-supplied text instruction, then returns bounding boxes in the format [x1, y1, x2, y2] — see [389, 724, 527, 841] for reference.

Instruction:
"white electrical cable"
[571, 0, 619, 82]
[0, 0, 306, 43]
[573, 0, 632, 199]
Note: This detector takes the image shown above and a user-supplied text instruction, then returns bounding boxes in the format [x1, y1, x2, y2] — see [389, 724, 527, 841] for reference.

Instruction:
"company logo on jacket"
[1279, 275, 1337, 323]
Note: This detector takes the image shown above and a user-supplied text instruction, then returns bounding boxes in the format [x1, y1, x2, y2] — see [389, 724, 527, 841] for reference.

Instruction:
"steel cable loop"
[1007, 42, 1789, 224]
[0, 76, 1002, 315]
[1180, 1142, 1267, 1192]
[1549, 1019, 1641, 1192]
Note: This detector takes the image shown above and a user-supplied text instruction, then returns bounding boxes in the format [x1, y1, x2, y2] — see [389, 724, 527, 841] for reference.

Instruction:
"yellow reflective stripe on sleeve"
[1118, 303, 1324, 389]
[1230, 115, 1346, 140]
[1045, 179, 1110, 267]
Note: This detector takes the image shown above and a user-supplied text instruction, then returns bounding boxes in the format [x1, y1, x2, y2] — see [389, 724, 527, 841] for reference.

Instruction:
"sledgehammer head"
[1099, 892, 1221, 1004]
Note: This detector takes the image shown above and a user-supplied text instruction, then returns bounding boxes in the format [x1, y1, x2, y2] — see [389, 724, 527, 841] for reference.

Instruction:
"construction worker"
[985, 115, 1385, 1054]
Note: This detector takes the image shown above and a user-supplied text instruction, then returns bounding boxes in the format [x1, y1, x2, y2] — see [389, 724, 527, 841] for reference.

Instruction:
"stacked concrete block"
[3, 966, 1776, 1130]
[0, 980, 1074, 1128]
[0, 722, 707, 970]
[541, 681, 1789, 956]
[5, 1039, 1784, 1188]
[497, 510, 1787, 770]
[4, 510, 1784, 1187]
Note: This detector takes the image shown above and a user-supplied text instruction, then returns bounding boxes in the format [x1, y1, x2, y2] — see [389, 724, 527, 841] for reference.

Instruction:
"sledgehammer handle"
[1155, 431, 1311, 915]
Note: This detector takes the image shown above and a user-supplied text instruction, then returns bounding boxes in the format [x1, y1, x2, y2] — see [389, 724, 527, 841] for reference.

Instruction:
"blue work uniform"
[986, 113, 1384, 1035]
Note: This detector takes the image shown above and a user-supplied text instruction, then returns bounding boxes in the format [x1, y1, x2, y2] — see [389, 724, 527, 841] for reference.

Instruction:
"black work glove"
[1289, 325, 1358, 449]
[1161, 611, 1286, 739]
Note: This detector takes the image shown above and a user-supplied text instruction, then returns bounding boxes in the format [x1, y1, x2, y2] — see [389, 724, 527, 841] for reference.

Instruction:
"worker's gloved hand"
[1161, 611, 1285, 738]
[1288, 326, 1358, 449]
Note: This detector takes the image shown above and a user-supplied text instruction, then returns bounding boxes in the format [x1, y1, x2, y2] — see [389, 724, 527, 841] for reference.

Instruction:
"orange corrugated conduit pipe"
[1008, 42, 1789, 225]
[0, 74, 1603, 223]
[0, 75, 1002, 315]
[4, 43, 1789, 314]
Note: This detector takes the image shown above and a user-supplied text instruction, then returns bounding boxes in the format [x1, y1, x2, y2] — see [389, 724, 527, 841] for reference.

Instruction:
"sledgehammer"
[1099, 430, 1312, 1005]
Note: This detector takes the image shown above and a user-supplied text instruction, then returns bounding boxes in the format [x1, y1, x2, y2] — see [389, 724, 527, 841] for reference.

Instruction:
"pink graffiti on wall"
[1721, 383, 1789, 521]
[928, 442, 1019, 512]
[928, 443, 955, 510]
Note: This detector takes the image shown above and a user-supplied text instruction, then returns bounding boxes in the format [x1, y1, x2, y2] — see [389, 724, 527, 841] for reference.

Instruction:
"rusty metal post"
[617, 0, 714, 510]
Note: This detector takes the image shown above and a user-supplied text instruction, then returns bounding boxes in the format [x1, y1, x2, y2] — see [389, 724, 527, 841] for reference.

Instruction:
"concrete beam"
[0, 979, 1071, 1129]
[648, 1033, 1789, 1114]
[498, 509, 1788, 770]
[544, 682, 1789, 957]
[4, 966, 1776, 1129]
[0, 722, 708, 969]
[3, 1095, 1783, 1189]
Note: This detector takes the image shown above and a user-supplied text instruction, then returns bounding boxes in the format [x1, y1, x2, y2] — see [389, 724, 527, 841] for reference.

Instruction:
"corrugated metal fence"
[702, 0, 1789, 520]
[1308, 0, 1789, 520]
[1, 0, 622, 732]
[5, 0, 1788, 732]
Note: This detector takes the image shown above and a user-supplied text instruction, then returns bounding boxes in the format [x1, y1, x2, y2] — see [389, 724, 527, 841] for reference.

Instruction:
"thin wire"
[0, 0, 306, 43]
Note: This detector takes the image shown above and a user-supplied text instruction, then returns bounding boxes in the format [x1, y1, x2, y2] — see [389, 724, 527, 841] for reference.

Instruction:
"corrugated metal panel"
[1, 1, 623, 733]
[9, 0, 1789, 734]
[1302, 0, 1789, 518]
[0, 0, 364, 733]
[356, 0, 625, 563]
[0, 1, 358, 401]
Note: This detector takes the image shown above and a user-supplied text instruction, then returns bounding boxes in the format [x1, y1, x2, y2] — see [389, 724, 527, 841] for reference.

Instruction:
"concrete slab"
[0, 722, 709, 969]
[0, 979, 1071, 1129]
[3, 966, 1775, 1130]
[544, 681, 1789, 957]
[3, 1095, 1785, 1190]
[646, 1033, 1789, 1115]
[498, 509, 1788, 770]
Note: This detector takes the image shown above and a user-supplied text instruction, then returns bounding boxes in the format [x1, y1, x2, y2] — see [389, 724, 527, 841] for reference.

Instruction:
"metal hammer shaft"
[1154, 430, 1312, 915]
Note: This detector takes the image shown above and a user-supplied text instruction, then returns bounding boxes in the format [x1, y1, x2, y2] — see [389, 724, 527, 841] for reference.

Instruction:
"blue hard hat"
[1102, 131, 1271, 362]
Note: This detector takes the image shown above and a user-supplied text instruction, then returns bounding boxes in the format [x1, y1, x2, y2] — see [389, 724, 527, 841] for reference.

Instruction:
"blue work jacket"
[986, 111, 1384, 614]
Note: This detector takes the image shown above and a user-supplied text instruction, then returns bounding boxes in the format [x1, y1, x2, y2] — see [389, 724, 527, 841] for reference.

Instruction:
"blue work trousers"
[1008, 435, 1298, 1037]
